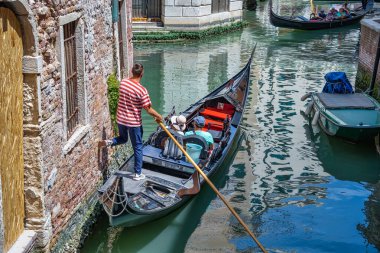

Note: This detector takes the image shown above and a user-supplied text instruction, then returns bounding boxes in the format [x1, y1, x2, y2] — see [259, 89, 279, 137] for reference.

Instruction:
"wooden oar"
[157, 121, 268, 253]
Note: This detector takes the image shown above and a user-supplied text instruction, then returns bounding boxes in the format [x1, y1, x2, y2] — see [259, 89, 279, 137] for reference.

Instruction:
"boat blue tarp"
[322, 72, 354, 94]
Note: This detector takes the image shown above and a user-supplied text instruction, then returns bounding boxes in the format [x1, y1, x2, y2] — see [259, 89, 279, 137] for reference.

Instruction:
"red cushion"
[203, 118, 224, 131]
[200, 108, 230, 120]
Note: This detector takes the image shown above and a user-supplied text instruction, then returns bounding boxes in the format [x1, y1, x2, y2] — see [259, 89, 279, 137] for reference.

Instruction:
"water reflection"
[306, 123, 380, 184]
[360, 182, 380, 250]
[81, 138, 244, 253]
[136, 38, 248, 135]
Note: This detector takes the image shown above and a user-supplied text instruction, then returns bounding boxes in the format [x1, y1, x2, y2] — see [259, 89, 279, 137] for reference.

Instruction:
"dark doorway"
[132, 0, 161, 21]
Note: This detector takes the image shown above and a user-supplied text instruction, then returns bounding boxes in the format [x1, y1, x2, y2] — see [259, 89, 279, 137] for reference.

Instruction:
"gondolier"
[99, 63, 163, 181]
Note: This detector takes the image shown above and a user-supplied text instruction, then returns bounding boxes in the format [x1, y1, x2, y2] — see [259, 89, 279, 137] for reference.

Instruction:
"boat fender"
[312, 110, 320, 125]
[305, 101, 314, 115]
[301, 92, 311, 101]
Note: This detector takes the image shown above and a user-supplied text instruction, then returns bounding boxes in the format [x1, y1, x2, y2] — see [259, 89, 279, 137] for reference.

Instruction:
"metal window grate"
[118, 0, 125, 78]
[64, 21, 79, 137]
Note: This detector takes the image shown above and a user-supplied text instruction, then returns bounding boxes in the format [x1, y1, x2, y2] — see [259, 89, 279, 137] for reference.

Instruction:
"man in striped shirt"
[99, 64, 162, 181]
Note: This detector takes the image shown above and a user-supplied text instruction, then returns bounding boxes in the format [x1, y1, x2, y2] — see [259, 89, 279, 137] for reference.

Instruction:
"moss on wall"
[36, 194, 101, 253]
[356, 65, 380, 102]
[40, 142, 132, 253]
[133, 21, 249, 42]
[107, 73, 120, 133]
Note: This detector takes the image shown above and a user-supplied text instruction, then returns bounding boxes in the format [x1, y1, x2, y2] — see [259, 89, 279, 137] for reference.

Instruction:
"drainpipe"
[112, 0, 119, 23]
[369, 33, 380, 96]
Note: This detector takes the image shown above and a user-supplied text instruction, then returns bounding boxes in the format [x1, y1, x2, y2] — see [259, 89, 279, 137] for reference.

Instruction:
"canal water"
[81, 1, 380, 252]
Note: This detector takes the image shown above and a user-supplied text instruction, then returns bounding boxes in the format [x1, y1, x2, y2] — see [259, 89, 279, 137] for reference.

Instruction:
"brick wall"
[25, 0, 132, 250]
[357, 18, 380, 99]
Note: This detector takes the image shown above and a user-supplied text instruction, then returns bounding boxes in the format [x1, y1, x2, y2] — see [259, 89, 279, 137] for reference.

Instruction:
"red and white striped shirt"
[116, 79, 152, 127]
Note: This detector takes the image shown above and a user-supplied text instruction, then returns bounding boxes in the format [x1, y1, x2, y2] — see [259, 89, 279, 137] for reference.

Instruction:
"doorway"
[132, 0, 161, 21]
[0, 7, 25, 252]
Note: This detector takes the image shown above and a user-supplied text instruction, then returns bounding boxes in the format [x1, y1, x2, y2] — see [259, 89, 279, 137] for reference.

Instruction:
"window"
[63, 21, 79, 137]
[211, 0, 229, 13]
[118, 0, 125, 78]
[59, 13, 88, 148]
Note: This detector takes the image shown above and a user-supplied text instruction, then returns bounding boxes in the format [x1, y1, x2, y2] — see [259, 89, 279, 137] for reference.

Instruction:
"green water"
[81, 2, 380, 252]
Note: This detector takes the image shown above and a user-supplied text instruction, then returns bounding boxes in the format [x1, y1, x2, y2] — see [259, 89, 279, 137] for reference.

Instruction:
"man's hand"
[144, 106, 163, 123]
[155, 115, 163, 123]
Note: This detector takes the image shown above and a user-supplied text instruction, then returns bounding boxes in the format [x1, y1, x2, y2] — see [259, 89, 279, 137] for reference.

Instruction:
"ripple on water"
[80, 2, 380, 252]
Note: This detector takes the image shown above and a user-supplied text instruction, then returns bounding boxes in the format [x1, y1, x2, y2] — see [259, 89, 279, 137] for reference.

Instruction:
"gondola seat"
[203, 118, 224, 131]
[200, 108, 231, 120]
[151, 129, 181, 149]
[182, 135, 209, 159]
[142, 145, 195, 175]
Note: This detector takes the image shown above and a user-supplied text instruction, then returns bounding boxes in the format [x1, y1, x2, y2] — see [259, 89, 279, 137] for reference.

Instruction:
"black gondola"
[98, 47, 256, 227]
[269, 0, 367, 30]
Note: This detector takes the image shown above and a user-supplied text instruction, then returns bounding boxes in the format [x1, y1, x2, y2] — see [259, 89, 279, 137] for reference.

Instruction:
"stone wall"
[162, 0, 243, 30]
[357, 18, 380, 100]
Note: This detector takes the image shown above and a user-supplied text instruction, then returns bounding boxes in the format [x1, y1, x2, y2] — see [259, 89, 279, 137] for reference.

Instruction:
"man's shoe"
[98, 140, 112, 148]
[133, 173, 146, 181]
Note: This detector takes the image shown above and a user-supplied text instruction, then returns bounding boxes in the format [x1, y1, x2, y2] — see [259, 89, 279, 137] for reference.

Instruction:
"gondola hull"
[269, 0, 367, 30]
[99, 48, 255, 228]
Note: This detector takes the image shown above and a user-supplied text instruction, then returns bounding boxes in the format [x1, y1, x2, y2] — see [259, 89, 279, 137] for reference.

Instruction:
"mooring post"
[369, 32, 380, 96]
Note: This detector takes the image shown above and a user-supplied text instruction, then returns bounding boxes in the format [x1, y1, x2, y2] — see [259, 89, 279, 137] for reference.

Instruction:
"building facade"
[132, 0, 243, 31]
[0, 0, 132, 252]
[357, 17, 380, 100]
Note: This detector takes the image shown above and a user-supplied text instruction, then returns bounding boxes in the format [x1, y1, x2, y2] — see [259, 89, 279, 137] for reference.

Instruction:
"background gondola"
[269, 0, 367, 30]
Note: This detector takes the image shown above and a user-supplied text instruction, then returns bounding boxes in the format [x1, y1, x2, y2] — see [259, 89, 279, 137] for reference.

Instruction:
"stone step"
[132, 21, 168, 33]
[133, 30, 171, 34]
[8, 230, 37, 253]
[132, 21, 163, 28]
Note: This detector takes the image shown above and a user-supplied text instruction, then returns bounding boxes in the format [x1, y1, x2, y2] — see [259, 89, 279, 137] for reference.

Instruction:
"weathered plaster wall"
[162, 0, 243, 30]
[357, 18, 380, 100]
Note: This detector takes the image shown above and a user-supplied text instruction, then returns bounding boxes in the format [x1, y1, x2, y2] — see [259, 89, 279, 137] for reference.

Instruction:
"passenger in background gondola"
[325, 11, 334, 21]
[318, 9, 327, 19]
[337, 8, 344, 18]
[338, 8, 350, 19]
[343, 3, 350, 14]
[361, 0, 368, 10]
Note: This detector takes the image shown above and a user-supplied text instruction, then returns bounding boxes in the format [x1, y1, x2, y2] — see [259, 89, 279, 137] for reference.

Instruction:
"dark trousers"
[111, 124, 143, 175]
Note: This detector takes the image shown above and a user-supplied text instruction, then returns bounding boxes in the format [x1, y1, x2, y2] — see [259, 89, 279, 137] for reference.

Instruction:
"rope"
[99, 177, 130, 217]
